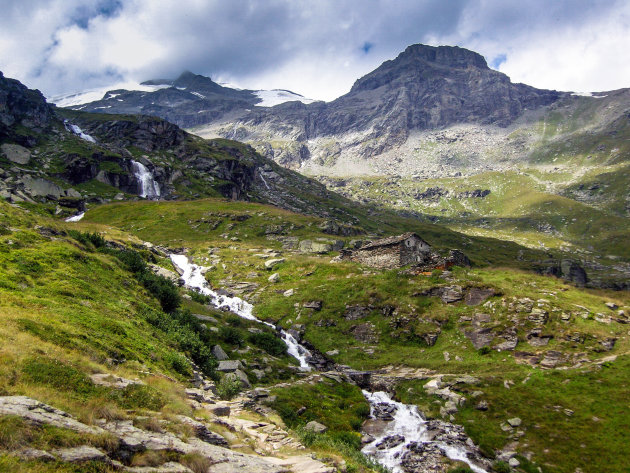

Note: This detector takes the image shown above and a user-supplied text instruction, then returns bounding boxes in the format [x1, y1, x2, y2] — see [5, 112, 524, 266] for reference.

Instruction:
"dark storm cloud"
[0, 0, 628, 100]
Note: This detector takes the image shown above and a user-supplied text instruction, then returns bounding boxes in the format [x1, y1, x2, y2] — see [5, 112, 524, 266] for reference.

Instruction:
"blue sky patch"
[71, 0, 123, 29]
[361, 41, 374, 54]
[491, 53, 507, 69]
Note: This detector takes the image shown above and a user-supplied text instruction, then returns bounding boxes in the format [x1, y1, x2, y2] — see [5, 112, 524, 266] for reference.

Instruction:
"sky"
[1, 0, 629, 101]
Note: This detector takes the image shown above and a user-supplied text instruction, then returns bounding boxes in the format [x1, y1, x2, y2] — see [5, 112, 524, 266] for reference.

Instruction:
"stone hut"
[349, 232, 432, 269]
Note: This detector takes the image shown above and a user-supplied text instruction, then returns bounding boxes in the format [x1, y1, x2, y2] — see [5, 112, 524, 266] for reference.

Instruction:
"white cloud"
[0, 0, 628, 100]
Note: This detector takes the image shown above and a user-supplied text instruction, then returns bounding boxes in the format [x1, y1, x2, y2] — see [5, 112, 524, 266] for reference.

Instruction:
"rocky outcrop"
[0, 70, 54, 145]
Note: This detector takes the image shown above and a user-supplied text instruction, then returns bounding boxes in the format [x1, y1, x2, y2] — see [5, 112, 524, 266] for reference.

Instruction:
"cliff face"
[215, 44, 566, 166]
[0, 71, 55, 146]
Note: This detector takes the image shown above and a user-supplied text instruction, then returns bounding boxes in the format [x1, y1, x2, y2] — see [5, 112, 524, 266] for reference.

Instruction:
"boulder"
[212, 345, 229, 361]
[227, 369, 251, 388]
[264, 258, 285, 269]
[440, 285, 464, 303]
[465, 327, 494, 349]
[13, 448, 55, 462]
[1, 143, 31, 164]
[268, 272, 280, 283]
[303, 300, 323, 311]
[217, 360, 243, 372]
[464, 287, 495, 306]
[53, 446, 108, 463]
[507, 417, 522, 427]
[304, 421, 328, 433]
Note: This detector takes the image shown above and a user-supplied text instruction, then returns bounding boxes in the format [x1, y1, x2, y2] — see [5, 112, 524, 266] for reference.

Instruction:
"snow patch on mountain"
[49, 83, 171, 107]
[254, 89, 316, 107]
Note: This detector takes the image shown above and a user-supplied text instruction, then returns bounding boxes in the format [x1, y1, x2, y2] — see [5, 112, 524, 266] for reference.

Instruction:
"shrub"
[248, 331, 287, 356]
[190, 291, 211, 305]
[216, 375, 242, 400]
[448, 467, 474, 473]
[493, 461, 511, 473]
[180, 452, 213, 473]
[219, 326, 244, 347]
[478, 346, 492, 356]
[21, 358, 98, 398]
[108, 384, 166, 411]
[68, 230, 106, 249]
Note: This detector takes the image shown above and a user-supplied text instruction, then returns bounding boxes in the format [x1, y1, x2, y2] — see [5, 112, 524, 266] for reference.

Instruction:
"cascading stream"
[169, 253, 487, 472]
[362, 391, 488, 473]
[131, 160, 161, 199]
[169, 254, 311, 370]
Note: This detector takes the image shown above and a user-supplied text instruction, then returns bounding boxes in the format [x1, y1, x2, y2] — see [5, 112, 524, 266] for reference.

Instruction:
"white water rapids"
[132, 160, 161, 199]
[170, 253, 486, 472]
[362, 391, 488, 473]
[63, 120, 96, 143]
[169, 254, 311, 370]
[65, 212, 85, 222]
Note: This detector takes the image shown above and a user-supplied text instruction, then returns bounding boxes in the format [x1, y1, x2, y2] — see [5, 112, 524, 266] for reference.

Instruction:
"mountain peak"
[399, 44, 488, 69]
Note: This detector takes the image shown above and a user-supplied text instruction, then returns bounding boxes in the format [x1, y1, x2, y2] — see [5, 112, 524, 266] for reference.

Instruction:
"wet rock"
[376, 434, 406, 450]
[372, 402, 398, 421]
[400, 442, 450, 473]
[305, 421, 328, 433]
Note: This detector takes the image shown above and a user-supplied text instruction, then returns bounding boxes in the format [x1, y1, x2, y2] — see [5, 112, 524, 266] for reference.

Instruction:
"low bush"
[248, 331, 287, 356]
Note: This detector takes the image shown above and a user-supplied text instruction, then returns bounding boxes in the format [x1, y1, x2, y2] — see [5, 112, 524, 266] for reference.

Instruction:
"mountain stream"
[170, 254, 487, 472]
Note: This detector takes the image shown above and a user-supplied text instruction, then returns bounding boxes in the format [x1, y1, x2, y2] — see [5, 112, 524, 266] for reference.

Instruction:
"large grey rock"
[0, 396, 103, 434]
[304, 421, 328, 433]
[90, 373, 144, 389]
[13, 448, 55, 462]
[175, 415, 229, 447]
[126, 462, 194, 473]
[440, 286, 464, 303]
[227, 369, 251, 388]
[264, 258, 285, 269]
[1, 143, 31, 164]
[465, 327, 494, 349]
[53, 446, 108, 463]
[212, 345, 229, 361]
[217, 360, 243, 372]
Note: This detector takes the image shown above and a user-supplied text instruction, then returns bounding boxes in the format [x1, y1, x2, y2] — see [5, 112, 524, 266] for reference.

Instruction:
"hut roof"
[358, 232, 429, 251]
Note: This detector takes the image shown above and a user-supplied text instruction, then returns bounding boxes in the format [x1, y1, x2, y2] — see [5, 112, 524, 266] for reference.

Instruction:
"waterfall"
[131, 160, 161, 199]
[63, 120, 96, 143]
[169, 254, 312, 370]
